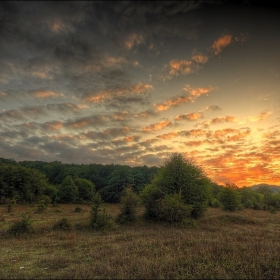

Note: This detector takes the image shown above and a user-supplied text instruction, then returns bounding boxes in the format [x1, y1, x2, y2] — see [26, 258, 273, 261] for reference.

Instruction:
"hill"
[248, 184, 280, 193]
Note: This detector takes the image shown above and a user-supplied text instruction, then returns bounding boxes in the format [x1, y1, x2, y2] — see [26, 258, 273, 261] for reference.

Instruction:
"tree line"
[1, 155, 280, 224]
[0, 157, 157, 204]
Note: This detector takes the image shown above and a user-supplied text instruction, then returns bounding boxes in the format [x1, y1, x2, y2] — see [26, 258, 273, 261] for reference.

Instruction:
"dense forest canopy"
[1, 156, 280, 214]
[0, 157, 158, 203]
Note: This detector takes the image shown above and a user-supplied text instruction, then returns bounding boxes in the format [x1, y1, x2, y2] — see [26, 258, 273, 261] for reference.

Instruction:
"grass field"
[0, 203, 280, 279]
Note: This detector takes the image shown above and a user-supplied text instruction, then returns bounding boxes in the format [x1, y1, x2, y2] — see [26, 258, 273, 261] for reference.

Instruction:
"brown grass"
[0, 204, 280, 279]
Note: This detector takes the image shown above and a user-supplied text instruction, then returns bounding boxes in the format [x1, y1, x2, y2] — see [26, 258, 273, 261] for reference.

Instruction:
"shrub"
[36, 201, 46, 213]
[209, 197, 221, 208]
[90, 193, 115, 230]
[158, 193, 192, 224]
[74, 206, 82, 212]
[117, 187, 140, 224]
[35, 194, 51, 213]
[7, 202, 12, 213]
[91, 209, 115, 230]
[53, 218, 72, 231]
[269, 206, 276, 214]
[219, 183, 241, 212]
[140, 184, 164, 221]
[8, 212, 33, 236]
[40, 195, 52, 205]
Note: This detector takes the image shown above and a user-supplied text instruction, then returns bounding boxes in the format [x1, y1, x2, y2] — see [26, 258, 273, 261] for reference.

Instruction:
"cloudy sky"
[0, 1, 279, 186]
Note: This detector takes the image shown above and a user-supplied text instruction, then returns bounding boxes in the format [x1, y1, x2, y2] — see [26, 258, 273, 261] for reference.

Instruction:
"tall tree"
[141, 153, 212, 220]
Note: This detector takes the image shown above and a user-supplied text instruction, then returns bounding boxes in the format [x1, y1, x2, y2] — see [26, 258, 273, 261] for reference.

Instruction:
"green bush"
[74, 206, 83, 212]
[209, 197, 221, 208]
[219, 183, 242, 212]
[40, 195, 52, 205]
[158, 193, 192, 224]
[117, 187, 140, 224]
[8, 212, 33, 236]
[140, 153, 212, 222]
[91, 209, 115, 230]
[36, 194, 52, 213]
[269, 206, 276, 214]
[140, 184, 164, 221]
[90, 193, 115, 230]
[53, 218, 72, 231]
[36, 199, 47, 213]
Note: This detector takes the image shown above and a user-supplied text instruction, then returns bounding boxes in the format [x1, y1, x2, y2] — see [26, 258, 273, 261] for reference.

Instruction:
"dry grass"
[0, 204, 280, 279]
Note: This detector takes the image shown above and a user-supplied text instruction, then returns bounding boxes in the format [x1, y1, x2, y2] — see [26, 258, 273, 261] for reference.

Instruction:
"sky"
[0, 1, 280, 187]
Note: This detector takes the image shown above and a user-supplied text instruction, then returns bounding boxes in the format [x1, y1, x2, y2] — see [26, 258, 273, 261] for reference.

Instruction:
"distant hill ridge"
[248, 184, 280, 193]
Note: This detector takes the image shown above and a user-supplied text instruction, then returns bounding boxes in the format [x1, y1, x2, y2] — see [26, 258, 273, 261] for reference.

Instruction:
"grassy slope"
[0, 204, 280, 279]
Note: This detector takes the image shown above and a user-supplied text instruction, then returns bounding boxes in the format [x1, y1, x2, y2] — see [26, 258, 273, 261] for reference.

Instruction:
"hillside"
[249, 184, 280, 193]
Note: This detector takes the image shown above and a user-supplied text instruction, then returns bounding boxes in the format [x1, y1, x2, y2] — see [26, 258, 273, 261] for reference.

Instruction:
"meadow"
[0, 204, 280, 279]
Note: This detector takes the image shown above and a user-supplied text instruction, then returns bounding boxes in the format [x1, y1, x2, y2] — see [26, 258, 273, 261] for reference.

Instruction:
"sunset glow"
[0, 2, 279, 187]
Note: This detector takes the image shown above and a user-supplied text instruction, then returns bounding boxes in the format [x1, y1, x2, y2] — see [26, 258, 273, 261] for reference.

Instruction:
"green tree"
[58, 176, 78, 203]
[140, 184, 164, 220]
[238, 187, 263, 210]
[141, 153, 212, 221]
[100, 165, 134, 202]
[74, 178, 95, 202]
[219, 182, 242, 211]
[0, 164, 48, 203]
[43, 185, 59, 203]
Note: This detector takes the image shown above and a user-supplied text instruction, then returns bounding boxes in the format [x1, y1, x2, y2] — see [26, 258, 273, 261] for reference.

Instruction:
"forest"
[1, 154, 280, 216]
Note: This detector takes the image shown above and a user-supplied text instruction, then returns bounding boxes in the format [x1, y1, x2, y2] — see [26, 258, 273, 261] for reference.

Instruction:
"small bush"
[91, 209, 115, 230]
[117, 187, 140, 224]
[159, 193, 192, 224]
[8, 212, 33, 236]
[90, 193, 115, 230]
[209, 198, 221, 208]
[269, 206, 276, 214]
[53, 218, 72, 231]
[40, 195, 52, 205]
[219, 183, 242, 212]
[74, 206, 82, 212]
[140, 184, 164, 221]
[7, 203, 12, 213]
[36, 200, 47, 213]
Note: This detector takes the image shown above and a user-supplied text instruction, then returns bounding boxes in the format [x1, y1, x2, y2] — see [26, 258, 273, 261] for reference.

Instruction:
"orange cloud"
[197, 115, 238, 128]
[167, 54, 209, 79]
[262, 130, 280, 139]
[184, 140, 205, 147]
[154, 96, 193, 111]
[212, 115, 238, 124]
[169, 59, 192, 76]
[123, 135, 140, 142]
[30, 90, 63, 99]
[175, 112, 203, 121]
[211, 34, 233, 55]
[183, 85, 218, 97]
[65, 115, 108, 130]
[249, 111, 272, 122]
[192, 54, 209, 64]
[124, 33, 145, 50]
[142, 121, 172, 132]
[85, 82, 153, 103]
[184, 129, 207, 138]
[157, 131, 180, 140]
[42, 121, 63, 131]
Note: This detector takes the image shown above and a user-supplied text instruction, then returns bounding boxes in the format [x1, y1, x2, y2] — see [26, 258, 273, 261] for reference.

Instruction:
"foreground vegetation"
[1, 153, 280, 278]
[1, 204, 280, 279]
